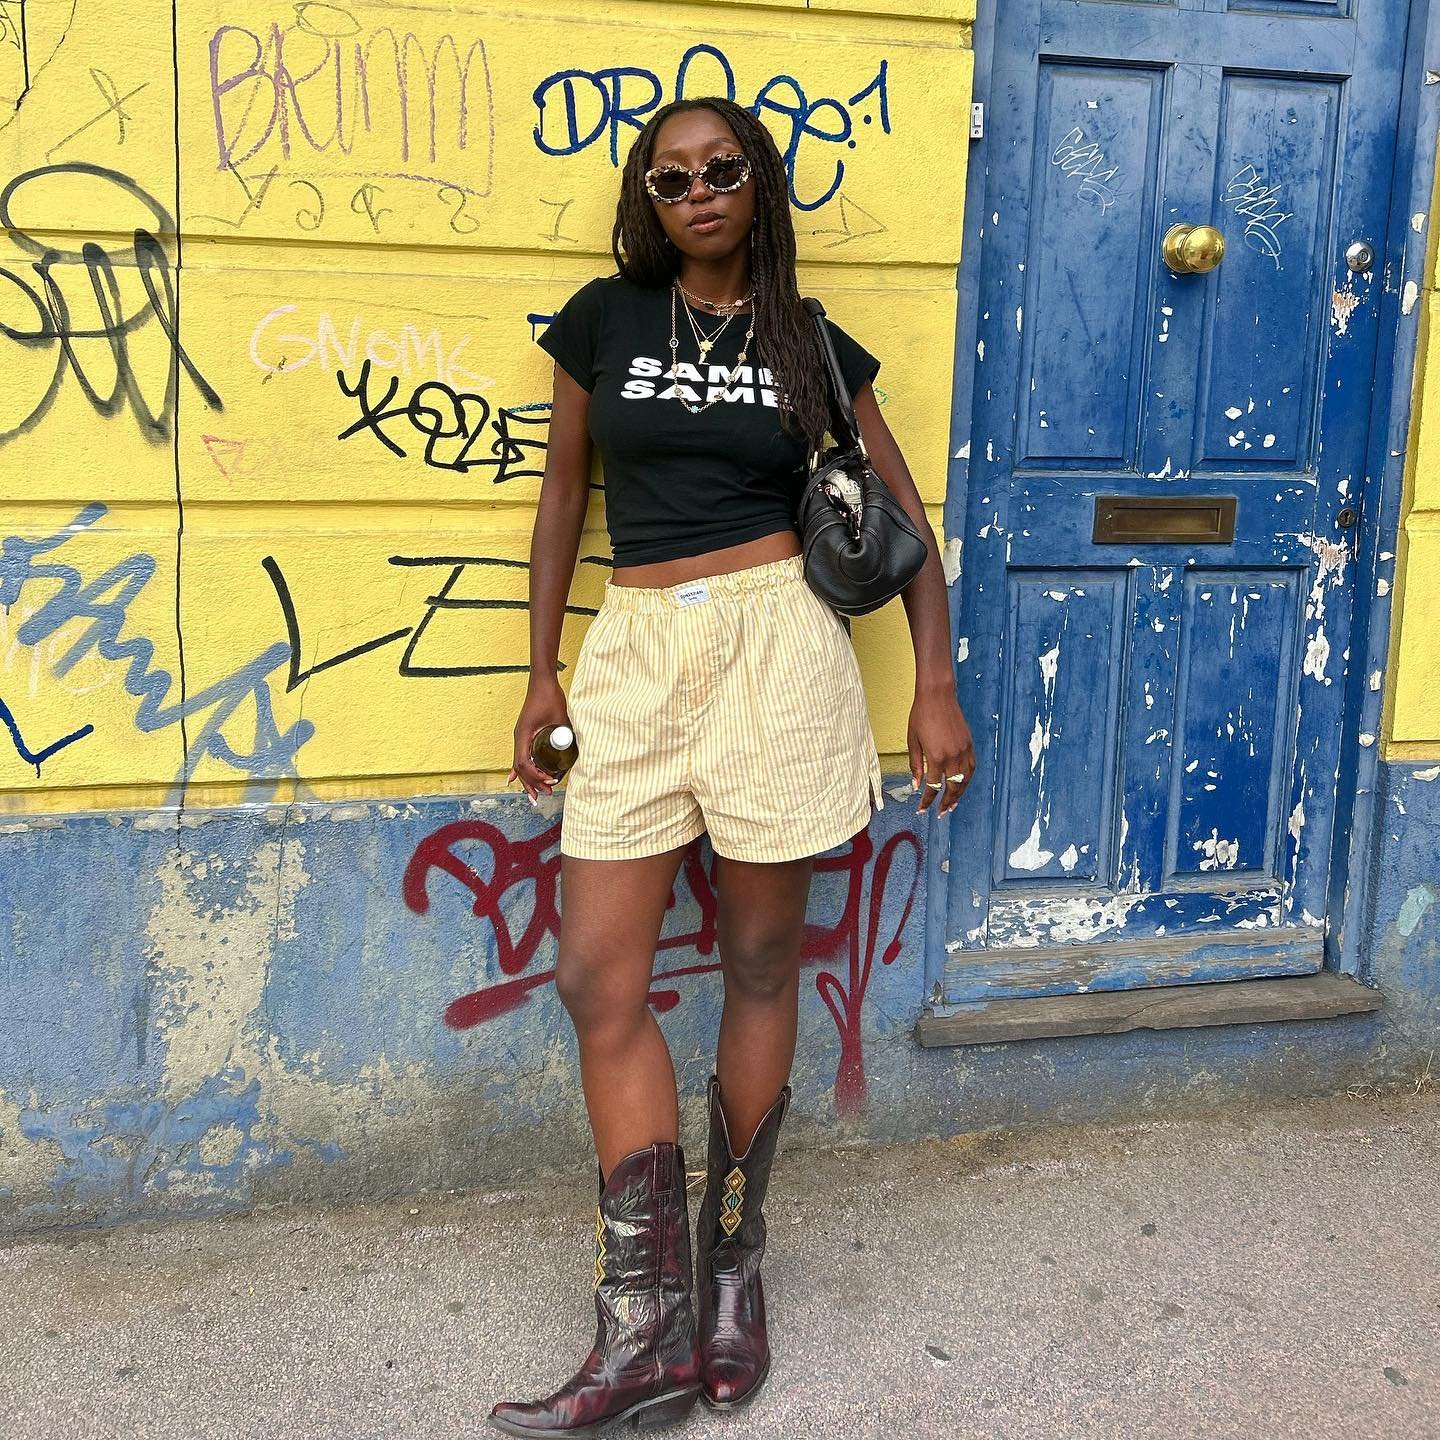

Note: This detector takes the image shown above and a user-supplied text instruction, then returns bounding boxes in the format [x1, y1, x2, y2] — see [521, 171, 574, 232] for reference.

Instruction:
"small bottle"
[531, 722, 579, 779]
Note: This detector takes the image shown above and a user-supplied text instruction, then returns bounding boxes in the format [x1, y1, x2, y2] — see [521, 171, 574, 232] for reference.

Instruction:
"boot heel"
[632, 1387, 700, 1429]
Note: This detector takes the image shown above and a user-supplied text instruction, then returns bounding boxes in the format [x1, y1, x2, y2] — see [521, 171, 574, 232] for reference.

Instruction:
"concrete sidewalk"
[2, 1089, 1437, 1440]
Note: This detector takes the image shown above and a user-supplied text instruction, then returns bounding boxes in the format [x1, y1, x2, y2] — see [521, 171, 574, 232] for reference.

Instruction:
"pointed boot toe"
[486, 1400, 549, 1437]
[701, 1350, 772, 1410]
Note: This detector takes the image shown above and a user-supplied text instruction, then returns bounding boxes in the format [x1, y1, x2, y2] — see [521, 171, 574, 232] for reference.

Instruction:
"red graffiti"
[403, 818, 921, 1113]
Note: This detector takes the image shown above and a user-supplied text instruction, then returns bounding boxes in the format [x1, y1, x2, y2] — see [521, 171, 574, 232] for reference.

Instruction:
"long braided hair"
[611, 97, 832, 455]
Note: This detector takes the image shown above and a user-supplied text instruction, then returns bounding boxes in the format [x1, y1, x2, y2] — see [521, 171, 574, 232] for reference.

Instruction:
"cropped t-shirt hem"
[610, 514, 798, 568]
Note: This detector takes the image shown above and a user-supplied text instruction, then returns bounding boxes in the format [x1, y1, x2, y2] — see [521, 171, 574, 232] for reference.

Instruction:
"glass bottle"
[531, 722, 578, 779]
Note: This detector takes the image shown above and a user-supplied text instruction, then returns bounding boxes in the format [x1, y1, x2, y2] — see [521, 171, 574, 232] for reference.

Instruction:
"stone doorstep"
[914, 971, 1384, 1048]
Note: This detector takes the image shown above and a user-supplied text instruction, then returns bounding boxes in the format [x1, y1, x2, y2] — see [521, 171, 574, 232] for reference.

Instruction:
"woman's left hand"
[908, 687, 976, 817]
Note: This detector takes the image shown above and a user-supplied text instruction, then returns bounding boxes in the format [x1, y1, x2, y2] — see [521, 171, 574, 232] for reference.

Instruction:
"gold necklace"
[676, 279, 754, 315]
[681, 297, 737, 359]
[668, 285, 756, 416]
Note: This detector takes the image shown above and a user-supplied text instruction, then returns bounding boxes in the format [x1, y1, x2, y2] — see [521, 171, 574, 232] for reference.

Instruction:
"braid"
[612, 97, 833, 454]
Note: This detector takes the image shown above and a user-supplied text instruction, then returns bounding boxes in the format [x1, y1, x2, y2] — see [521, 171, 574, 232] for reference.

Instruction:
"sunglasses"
[644, 152, 751, 204]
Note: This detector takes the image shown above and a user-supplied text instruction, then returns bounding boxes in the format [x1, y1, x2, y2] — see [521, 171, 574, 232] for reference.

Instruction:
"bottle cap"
[551, 725, 574, 748]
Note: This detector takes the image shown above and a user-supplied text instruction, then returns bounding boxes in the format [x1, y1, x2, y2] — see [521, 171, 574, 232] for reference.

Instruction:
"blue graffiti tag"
[0, 506, 315, 787]
[531, 45, 891, 212]
[0, 694, 94, 777]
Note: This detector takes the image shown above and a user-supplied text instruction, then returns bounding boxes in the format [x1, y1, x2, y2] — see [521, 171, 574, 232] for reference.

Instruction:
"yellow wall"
[1387, 138, 1440, 760]
[0, 0, 972, 813]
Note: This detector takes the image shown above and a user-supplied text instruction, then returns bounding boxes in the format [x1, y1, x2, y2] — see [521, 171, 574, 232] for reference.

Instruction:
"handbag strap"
[801, 296, 867, 457]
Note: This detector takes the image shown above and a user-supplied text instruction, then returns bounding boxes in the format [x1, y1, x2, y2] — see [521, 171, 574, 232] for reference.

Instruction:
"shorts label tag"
[673, 580, 711, 608]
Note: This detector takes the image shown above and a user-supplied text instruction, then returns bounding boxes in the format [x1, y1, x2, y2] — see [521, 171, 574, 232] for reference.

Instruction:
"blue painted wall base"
[0, 767, 1436, 1234]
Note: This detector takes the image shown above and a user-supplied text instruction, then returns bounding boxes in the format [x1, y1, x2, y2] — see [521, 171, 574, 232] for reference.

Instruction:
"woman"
[492, 96, 974, 1437]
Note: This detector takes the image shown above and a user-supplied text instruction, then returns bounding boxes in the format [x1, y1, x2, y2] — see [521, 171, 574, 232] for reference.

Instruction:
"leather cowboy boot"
[694, 1075, 791, 1409]
[489, 1141, 701, 1438]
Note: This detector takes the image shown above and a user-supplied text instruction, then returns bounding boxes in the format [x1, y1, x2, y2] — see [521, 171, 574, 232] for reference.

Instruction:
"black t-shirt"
[537, 275, 881, 567]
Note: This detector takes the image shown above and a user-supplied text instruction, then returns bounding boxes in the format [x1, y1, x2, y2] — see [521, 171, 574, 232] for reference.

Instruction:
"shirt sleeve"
[536, 278, 606, 392]
[823, 317, 881, 398]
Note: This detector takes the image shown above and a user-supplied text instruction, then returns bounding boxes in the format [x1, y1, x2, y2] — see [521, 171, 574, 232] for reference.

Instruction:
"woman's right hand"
[509, 676, 571, 803]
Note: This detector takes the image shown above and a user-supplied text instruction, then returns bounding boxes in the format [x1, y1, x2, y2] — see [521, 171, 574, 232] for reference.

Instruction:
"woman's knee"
[554, 945, 646, 1037]
[722, 929, 800, 1004]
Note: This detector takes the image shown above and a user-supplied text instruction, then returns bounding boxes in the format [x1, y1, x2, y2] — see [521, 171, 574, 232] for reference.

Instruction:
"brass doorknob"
[1163, 223, 1226, 274]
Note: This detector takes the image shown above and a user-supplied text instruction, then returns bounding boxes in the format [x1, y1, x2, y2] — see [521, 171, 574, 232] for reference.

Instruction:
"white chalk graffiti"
[1223, 165, 1291, 265]
[1050, 126, 1122, 214]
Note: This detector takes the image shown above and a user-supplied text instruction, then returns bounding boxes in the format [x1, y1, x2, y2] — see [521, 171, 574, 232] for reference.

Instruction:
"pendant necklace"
[669, 282, 756, 416]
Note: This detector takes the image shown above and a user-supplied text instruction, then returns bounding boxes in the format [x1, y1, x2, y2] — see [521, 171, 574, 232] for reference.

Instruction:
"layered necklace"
[668, 279, 756, 416]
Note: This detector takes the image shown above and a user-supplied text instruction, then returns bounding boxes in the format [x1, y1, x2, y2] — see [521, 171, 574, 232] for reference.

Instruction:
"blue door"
[945, 0, 1407, 1000]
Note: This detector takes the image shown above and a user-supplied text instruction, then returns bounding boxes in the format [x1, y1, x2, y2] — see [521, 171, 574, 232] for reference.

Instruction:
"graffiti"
[43, 68, 147, 159]
[0, 0, 28, 109]
[404, 818, 922, 1114]
[1051, 125, 1122, 214]
[197, 164, 494, 236]
[262, 551, 593, 686]
[0, 693, 93, 776]
[337, 358, 550, 480]
[539, 195, 579, 245]
[0, 164, 222, 444]
[532, 45, 892, 211]
[209, 11, 495, 196]
[249, 305, 493, 390]
[0, 507, 314, 785]
[1224, 164, 1290, 265]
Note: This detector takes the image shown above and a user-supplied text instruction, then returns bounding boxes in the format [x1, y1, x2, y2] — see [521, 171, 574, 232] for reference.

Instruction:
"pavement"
[2, 1088, 1437, 1440]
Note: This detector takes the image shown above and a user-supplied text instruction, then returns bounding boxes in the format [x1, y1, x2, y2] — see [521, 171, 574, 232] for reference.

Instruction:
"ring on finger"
[923, 778, 943, 789]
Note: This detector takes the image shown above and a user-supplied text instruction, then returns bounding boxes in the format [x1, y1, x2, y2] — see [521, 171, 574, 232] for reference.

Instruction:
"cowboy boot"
[489, 1141, 701, 1438]
[694, 1075, 790, 1410]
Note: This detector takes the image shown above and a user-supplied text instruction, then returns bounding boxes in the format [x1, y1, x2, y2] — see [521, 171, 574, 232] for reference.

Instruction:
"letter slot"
[1092, 495, 1237, 545]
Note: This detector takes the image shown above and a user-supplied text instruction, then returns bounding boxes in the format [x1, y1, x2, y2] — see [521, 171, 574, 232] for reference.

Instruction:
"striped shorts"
[560, 552, 885, 863]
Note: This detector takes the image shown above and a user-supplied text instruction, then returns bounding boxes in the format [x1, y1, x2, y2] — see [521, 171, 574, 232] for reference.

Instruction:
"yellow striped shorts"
[560, 553, 885, 863]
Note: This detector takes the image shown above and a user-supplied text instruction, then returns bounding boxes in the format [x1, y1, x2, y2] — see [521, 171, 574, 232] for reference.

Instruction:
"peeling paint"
[1193, 829, 1240, 871]
[942, 537, 963, 585]
[1396, 885, 1435, 938]
[1330, 285, 1362, 336]
[149, 841, 310, 1103]
[1008, 817, 1054, 872]
[1303, 628, 1331, 684]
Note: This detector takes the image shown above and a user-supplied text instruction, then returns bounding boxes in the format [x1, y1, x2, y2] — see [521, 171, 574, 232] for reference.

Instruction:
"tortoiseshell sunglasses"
[643, 152, 751, 204]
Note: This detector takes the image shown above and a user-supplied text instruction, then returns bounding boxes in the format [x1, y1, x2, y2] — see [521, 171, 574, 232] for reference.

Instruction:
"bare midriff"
[608, 527, 802, 588]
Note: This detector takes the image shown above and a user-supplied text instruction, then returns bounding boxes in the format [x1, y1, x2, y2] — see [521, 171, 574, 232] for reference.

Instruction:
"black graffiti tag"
[0, 163, 223, 444]
[336, 358, 548, 482]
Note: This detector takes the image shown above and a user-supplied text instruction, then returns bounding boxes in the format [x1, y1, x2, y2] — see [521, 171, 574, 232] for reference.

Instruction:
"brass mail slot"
[1092, 495, 1237, 544]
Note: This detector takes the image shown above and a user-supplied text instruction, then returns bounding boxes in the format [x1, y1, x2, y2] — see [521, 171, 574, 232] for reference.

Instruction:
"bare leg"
[713, 852, 815, 1152]
[557, 844, 690, 1178]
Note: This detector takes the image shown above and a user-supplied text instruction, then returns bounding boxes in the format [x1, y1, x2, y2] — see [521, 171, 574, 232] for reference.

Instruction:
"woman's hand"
[908, 683, 976, 818]
[509, 676, 572, 804]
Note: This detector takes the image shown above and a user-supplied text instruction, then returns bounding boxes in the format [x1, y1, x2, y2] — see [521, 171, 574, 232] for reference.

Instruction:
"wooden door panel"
[1166, 570, 1301, 882]
[1022, 63, 1165, 468]
[1195, 75, 1341, 473]
[995, 576, 1126, 888]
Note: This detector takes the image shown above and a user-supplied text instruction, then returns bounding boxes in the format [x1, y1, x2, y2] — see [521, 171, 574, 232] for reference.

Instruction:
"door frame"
[923, 0, 1440, 1005]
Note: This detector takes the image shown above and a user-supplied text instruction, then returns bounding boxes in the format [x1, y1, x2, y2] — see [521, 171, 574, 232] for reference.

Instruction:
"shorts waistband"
[600, 553, 804, 612]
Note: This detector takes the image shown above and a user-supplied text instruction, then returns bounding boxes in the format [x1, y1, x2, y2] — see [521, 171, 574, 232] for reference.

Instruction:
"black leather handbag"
[795, 297, 928, 617]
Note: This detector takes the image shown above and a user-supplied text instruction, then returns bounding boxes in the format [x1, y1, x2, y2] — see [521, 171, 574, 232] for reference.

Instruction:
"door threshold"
[915, 972, 1382, 1049]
